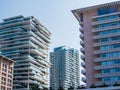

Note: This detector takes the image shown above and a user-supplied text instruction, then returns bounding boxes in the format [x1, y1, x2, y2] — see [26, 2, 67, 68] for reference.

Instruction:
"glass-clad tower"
[50, 46, 80, 90]
[0, 15, 51, 90]
[72, 1, 120, 89]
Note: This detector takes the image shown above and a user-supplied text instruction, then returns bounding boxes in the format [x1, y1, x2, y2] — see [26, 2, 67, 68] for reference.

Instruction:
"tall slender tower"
[72, 1, 120, 89]
[50, 46, 80, 90]
[0, 15, 51, 90]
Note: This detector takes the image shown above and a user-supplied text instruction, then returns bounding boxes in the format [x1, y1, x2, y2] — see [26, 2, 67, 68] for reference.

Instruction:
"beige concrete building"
[0, 55, 14, 90]
[72, 1, 120, 89]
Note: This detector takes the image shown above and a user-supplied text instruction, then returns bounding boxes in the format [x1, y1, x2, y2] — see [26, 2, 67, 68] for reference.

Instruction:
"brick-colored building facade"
[0, 55, 14, 90]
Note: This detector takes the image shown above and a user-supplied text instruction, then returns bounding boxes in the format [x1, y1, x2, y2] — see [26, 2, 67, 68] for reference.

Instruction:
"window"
[80, 13, 83, 22]
[101, 60, 120, 66]
[98, 15, 119, 21]
[98, 22, 120, 29]
[99, 36, 120, 43]
[102, 68, 120, 74]
[100, 52, 120, 58]
[102, 76, 120, 82]
[102, 77, 111, 81]
[100, 38, 108, 42]
[1, 86, 5, 90]
[102, 69, 110, 73]
[98, 7, 118, 15]
[100, 44, 120, 50]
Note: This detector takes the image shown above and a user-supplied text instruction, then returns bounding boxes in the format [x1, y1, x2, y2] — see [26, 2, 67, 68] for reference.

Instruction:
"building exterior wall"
[50, 46, 80, 90]
[0, 55, 14, 90]
[0, 15, 51, 90]
[72, 1, 120, 89]
[79, 86, 120, 90]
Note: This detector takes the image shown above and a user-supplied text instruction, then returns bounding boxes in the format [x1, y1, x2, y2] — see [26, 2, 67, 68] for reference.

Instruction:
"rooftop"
[72, 1, 120, 13]
[0, 54, 14, 62]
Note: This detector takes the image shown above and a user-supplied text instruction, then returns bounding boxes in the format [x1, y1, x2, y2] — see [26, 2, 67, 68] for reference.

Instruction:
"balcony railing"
[93, 32, 120, 40]
[94, 48, 120, 54]
[91, 12, 120, 19]
[91, 18, 120, 25]
[94, 63, 120, 70]
[92, 25, 120, 32]
[95, 72, 120, 78]
[81, 55, 85, 60]
[80, 41, 84, 46]
[96, 80, 120, 85]
[80, 48, 85, 53]
[93, 40, 120, 47]
[94, 56, 120, 62]
[79, 28, 84, 33]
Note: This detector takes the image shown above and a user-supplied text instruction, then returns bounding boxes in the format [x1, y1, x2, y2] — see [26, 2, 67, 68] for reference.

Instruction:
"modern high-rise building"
[0, 55, 14, 90]
[50, 46, 80, 90]
[0, 15, 51, 90]
[72, 1, 120, 89]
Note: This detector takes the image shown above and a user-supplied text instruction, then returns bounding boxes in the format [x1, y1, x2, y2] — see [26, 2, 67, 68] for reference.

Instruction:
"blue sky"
[0, 0, 117, 51]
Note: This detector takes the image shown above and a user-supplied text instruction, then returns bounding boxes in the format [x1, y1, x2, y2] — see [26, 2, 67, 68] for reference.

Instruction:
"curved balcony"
[81, 76, 86, 82]
[81, 69, 86, 75]
[79, 28, 84, 33]
[81, 61, 85, 67]
[80, 48, 85, 54]
[80, 41, 84, 47]
[79, 34, 84, 39]
[81, 55, 85, 60]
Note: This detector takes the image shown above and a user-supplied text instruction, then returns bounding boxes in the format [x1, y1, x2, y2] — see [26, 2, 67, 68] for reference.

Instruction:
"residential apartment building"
[0, 55, 14, 90]
[0, 15, 51, 90]
[72, 1, 120, 88]
[50, 46, 80, 90]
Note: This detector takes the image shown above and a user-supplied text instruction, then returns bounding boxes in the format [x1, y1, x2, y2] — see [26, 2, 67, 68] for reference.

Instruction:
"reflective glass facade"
[97, 6, 120, 85]
[98, 7, 118, 15]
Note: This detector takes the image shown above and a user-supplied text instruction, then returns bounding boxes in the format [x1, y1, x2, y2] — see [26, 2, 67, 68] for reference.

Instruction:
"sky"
[0, 0, 118, 52]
